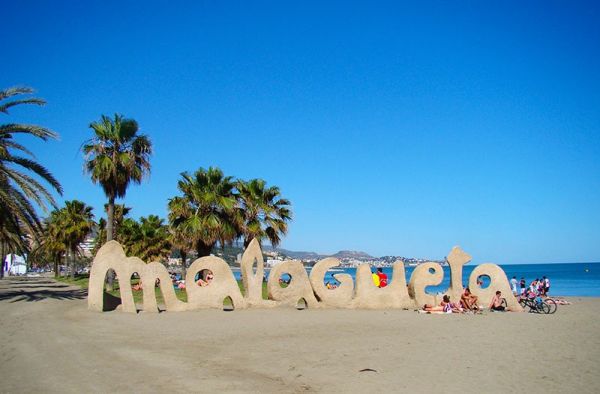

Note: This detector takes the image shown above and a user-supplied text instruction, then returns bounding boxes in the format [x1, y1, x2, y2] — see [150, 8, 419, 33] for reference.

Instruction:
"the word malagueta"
[87, 240, 522, 312]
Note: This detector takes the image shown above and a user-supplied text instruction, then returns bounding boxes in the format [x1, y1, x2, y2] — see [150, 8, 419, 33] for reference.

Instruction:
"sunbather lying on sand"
[545, 298, 571, 305]
[422, 295, 463, 313]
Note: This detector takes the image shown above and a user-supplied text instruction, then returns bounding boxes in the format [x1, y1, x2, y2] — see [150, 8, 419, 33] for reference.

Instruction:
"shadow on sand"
[0, 277, 126, 311]
[0, 277, 88, 303]
[0, 288, 88, 303]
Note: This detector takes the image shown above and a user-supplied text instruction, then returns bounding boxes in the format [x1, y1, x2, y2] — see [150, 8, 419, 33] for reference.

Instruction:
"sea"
[234, 262, 600, 297]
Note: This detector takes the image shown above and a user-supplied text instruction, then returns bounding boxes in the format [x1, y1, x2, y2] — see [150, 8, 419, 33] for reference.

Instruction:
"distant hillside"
[331, 250, 374, 259]
[212, 243, 433, 265]
[270, 248, 374, 261]
[272, 248, 327, 261]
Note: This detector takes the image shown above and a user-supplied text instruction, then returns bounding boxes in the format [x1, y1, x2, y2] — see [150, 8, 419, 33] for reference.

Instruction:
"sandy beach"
[0, 277, 599, 393]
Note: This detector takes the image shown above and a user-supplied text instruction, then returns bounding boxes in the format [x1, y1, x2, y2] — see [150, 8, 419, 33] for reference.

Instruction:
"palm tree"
[82, 114, 152, 242]
[60, 200, 95, 279]
[32, 211, 67, 278]
[236, 178, 292, 248]
[92, 204, 132, 255]
[32, 201, 94, 279]
[0, 86, 63, 278]
[169, 167, 238, 258]
[128, 215, 172, 262]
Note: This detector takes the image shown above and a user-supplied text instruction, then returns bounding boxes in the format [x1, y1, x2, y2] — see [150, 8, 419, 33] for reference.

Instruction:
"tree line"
[0, 86, 292, 281]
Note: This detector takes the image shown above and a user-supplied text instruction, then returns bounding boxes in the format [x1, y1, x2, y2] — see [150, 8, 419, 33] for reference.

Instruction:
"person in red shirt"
[376, 267, 388, 288]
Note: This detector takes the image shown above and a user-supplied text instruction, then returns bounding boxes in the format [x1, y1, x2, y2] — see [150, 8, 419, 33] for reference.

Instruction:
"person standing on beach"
[530, 279, 538, 295]
[543, 276, 550, 296]
[376, 268, 388, 288]
[520, 278, 526, 296]
[510, 276, 518, 295]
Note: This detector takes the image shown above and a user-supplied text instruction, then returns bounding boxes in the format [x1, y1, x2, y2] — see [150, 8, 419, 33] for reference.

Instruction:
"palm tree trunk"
[106, 196, 115, 291]
[180, 250, 187, 280]
[106, 196, 115, 241]
[54, 255, 59, 279]
[196, 241, 213, 258]
[69, 249, 76, 280]
[0, 241, 5, 279]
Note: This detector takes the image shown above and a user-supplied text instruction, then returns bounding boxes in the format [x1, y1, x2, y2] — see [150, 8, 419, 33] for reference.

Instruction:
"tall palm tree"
[236, 179, 292, 248]
[0, 86, 63, 278]
[167, 196, 195, 278]
[92, 204, 131, 255]
[170, 167, 238, 258]
[82, 114, 152, 242]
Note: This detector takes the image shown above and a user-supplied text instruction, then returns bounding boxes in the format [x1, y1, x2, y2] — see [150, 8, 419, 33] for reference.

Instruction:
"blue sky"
[2, 1, 599, 263]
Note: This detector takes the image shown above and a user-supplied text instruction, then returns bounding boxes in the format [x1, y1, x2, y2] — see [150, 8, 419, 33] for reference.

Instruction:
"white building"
[4, 254, 26, 275]
[266, 259, 283, 267]
[79, 235, 96, 257]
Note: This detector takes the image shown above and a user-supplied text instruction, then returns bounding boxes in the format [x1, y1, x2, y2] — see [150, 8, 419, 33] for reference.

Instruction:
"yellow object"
[372, 273, 380, 287]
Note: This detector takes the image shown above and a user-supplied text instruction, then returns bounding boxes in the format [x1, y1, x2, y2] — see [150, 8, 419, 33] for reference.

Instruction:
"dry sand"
[1, 277, 599, 393]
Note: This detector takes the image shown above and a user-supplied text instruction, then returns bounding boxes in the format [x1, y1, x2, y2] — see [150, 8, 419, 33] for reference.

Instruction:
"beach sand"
[0, 277, 599, 393]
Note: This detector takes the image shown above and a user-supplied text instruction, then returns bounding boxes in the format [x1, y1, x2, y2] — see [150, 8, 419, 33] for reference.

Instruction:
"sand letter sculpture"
[88, 239, 522, 312]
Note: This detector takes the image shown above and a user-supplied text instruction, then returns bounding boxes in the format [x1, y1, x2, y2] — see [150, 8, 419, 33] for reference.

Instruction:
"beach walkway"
[0, 277, 599, 393]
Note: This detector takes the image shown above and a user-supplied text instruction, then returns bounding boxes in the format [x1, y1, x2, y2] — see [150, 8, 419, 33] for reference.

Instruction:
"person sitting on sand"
[371, 269, 380, 287]
[461, 287, 479, 311]
[376, 267, 388, 288]
[489, 290, 507, 311]
[197, 270, 214, 287]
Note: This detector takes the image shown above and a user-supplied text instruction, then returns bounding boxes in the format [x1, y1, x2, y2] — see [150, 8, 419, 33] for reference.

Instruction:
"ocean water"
[244, 262, 600, 297]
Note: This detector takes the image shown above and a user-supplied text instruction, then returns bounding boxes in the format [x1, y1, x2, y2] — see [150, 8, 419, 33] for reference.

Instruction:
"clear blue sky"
[2, 1, 599, 264]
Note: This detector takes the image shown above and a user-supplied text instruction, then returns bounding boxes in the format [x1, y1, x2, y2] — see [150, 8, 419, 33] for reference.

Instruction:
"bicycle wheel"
[545, 299, 558, 314]
[539, 301, 551, 314]
[522, 299, 534, 312]
[518, 298, 527, 308]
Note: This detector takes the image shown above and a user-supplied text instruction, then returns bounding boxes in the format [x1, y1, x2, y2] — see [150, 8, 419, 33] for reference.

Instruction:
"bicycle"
[518, 295, 552, 314]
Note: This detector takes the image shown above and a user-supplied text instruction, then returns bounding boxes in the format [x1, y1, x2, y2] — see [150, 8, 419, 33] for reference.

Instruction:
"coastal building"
[79, 236, 96, 258]
[266, 258, 283, 267]
[3, 254, 26, 275]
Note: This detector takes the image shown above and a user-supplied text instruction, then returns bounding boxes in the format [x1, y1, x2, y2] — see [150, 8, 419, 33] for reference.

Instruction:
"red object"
[377, 272, 388, 288]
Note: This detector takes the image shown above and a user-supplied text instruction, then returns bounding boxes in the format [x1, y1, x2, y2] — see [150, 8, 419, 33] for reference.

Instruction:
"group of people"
[510, 276, 550, 297]
[422, 287, 510, 313]
[168, 269, 215, 290]
[169, 272, 186, 289]
[130, 270, 215, 291]
[371, 267, 388, 288]
[131, 275, 161, 291]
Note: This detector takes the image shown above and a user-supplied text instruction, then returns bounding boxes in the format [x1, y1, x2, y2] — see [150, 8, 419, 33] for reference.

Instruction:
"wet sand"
[1, 277, 599, 393]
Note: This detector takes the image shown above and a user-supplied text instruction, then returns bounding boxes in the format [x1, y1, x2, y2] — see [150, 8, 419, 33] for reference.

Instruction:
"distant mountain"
[272, 248, 327, 260]
[331, 250, 374, 260]
[222, 243, 432, 264]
